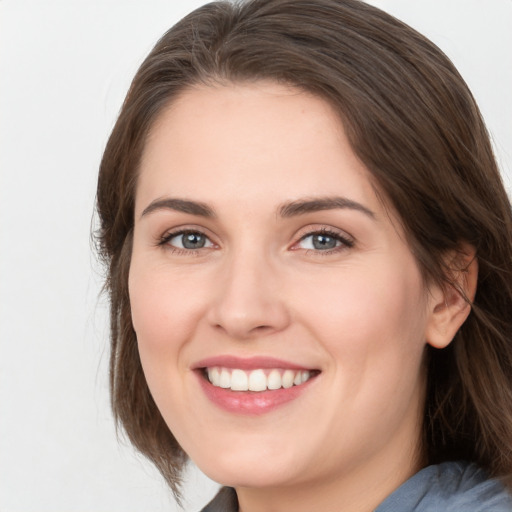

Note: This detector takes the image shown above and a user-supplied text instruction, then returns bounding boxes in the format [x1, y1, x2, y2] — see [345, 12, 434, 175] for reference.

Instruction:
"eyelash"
[158, 227, 354, 256]
[294, 228, 354, 255]
[157, 229, 214, 256]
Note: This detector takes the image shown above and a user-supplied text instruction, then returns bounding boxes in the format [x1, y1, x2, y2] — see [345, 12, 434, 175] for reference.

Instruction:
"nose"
[207, 250, 290, 340]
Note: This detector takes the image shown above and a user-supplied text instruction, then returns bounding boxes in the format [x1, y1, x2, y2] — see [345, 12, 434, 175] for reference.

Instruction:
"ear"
[425, 244, 478, 349]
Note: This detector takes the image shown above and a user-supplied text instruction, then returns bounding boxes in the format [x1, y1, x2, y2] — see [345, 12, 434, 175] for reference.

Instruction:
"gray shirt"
[201, 461, 512, 511]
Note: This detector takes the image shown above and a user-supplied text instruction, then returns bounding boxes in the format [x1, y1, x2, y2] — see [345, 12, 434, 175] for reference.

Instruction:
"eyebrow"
[141, 198, 215, 219]
[279, 196, 375, 219]
[140, 195, 375, 220]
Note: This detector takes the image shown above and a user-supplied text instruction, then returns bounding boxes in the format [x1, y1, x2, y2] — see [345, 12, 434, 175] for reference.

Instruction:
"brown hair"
[96, 0, 512, 496]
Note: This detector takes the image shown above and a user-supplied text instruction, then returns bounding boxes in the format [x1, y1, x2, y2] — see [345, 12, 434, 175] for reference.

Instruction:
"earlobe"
[426, 245, 478, 350]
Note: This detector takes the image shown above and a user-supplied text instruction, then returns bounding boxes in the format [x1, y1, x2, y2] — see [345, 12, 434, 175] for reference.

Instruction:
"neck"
[235, 427, 425, 512]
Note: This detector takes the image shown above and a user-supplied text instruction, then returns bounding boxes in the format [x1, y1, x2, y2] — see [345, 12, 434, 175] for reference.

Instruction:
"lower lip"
[197, 372, 316, 415]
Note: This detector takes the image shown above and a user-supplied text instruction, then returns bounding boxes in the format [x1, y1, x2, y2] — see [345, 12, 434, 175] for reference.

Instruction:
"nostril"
[254, 324, 272, 331]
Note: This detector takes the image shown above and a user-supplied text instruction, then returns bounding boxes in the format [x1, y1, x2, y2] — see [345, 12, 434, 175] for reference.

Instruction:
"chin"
[192, 444, 306, 489]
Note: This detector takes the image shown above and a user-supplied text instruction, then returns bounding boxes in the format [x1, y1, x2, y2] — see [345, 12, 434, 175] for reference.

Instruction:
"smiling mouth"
[202, 367, 319, 392]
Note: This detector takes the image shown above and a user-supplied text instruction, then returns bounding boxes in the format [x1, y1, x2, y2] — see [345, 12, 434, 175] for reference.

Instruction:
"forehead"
[133, 83, 418, 250]
[143, 81, 347, 167]
[137, 82, 380, 210]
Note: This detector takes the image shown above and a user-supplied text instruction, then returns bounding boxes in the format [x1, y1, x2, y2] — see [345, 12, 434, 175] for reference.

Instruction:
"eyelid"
[157, 225, 218, 252]
[291, 225, 355, 252]
[155, 223, 354, 255]
[170, 231, 214, 248]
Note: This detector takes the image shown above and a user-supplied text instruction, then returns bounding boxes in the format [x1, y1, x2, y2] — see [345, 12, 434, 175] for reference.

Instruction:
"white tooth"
[231, 369, 249, 391]
[293, 371, 302, 386]
[267, 369, 282, 390]
[208, 367, 220, 386]
[301, 370, 310, 383]
[248, 369, 267, 392]
[282, 369, 294, 389]
[219, 369, 231, 389]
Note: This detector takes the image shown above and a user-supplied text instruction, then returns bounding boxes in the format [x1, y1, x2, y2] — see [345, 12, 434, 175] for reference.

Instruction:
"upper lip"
[192, 355, 316, 371]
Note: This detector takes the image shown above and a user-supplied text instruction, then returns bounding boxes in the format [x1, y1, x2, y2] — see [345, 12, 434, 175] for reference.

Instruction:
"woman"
[96, 0, 512, 510]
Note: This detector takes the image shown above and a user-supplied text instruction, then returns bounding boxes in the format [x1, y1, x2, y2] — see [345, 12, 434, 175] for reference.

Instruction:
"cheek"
[128, 262, 207, 363]
[294, 259, 428, 369]
[128, 263, 208, 427]
[297, 262, 428, 437]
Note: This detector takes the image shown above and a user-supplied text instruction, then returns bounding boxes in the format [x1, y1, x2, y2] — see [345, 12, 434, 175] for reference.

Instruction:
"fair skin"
[129, 82, 473, 512]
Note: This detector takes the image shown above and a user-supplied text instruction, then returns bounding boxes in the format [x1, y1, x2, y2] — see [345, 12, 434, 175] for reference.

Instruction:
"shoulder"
[376, 461, 512, 512]
[200, 486, 238, 512]
[199, 463, 512, 512]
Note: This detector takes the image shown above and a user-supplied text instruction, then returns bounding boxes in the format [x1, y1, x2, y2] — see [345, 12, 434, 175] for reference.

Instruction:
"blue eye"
[165, 231, 213, 250]
[297, 230, 353, 251]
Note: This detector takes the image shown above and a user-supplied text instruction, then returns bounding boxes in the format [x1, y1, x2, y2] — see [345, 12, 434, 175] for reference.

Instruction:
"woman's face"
[129, 82, 439, 492]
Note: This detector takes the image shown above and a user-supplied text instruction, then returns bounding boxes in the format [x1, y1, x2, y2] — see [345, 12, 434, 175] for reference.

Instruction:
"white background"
[0, 1, 510, 511]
